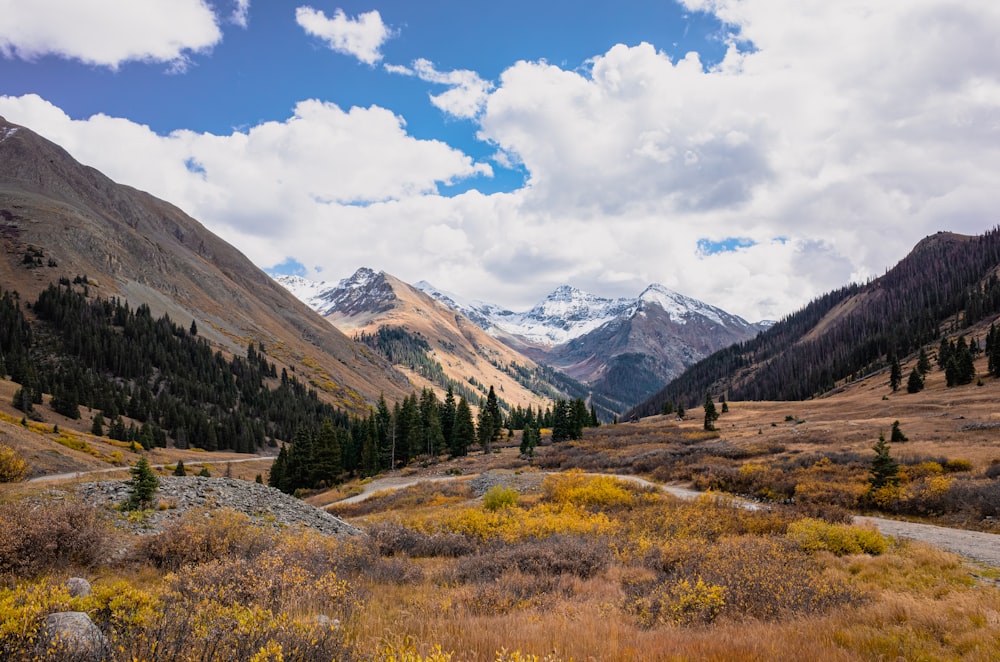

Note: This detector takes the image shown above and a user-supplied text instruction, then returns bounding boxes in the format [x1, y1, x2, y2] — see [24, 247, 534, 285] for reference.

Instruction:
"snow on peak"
[340, 267, 379, 289]
[274, 267, 390, 317]
[638, 283, 751, 328]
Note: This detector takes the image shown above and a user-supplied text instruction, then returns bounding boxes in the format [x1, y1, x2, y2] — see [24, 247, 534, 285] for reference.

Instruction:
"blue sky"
[2, 1, 999, 321]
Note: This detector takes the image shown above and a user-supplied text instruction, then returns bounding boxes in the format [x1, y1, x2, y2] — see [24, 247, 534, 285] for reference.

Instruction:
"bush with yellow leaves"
[786, 518, 887, 556]
[0, 443, 28, 482]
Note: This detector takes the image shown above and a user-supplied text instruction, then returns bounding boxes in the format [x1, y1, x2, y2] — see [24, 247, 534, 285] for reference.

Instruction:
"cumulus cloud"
[388, 59, 494, 119]
[295, 6, 393, 65]
[469, 0, 1000, 318]
[0, 0, 222, 70]
[4, 0, 1000, 323]
[0, 93, 492, 282]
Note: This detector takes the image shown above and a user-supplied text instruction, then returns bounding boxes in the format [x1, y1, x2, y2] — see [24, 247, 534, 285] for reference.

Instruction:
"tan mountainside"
[317, 270, 556, 411]
[0, 116, 411, 413]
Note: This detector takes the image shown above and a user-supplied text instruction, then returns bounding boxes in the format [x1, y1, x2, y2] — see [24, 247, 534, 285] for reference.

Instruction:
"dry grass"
[0, 471, 998, 660]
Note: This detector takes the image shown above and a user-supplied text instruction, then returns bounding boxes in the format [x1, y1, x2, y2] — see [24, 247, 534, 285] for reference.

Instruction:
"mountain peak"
[340, 267, 381, 289]
[275, 267, 393, 318]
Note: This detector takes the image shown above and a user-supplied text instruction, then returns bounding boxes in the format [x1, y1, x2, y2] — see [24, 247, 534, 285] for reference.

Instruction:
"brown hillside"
[322, 272, 554, 411]
[0, 116, 410, 413]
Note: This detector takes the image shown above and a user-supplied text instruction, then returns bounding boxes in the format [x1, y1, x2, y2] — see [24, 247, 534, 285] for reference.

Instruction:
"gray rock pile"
[75, 476, 362, 537]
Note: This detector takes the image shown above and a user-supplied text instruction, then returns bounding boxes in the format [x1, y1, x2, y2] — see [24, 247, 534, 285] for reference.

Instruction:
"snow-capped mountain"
[417, 281, 765, 413]
[280, 271, 765, 415]
[416, 281, 760, 346]
[273, 269, 576, 413]
[414, 282, 635, 345]
[274, 268, 393, 318]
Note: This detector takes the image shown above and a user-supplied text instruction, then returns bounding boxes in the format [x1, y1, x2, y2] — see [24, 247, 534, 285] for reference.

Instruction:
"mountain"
[0, 116, 411, 414]
[627, 229, 1000, 419]
[275, 269, 579, 414]
[414, 282, 634, 345]
[417, 281, 764, 415]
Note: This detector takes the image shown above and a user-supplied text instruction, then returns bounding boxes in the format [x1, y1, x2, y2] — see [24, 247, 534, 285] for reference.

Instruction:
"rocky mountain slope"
[0, 116, 411, 413]
[276, 269, 574, 413]
[416, 281, 765, 415]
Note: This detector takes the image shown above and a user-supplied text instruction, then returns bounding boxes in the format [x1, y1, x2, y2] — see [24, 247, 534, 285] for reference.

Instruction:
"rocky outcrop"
[75, 476, 363, 538]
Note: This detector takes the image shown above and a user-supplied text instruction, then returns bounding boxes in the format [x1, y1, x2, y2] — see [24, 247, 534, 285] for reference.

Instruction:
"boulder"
[40, 612, 108, 660]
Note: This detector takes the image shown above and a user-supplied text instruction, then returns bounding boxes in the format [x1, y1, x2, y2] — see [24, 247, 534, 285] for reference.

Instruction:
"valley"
[1, 115, 1000, 660]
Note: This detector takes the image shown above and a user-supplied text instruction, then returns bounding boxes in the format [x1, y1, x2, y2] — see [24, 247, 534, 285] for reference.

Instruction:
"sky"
[1, 1, 999, 323]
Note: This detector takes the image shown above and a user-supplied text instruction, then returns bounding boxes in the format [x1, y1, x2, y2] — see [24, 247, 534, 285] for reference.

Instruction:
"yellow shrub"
[542, 471, 634, 509]
[626, 576, 726, 627]
[0, 444, 29, 482]
[417, 501, 615, 543]
[787, 518, 887, 556]
[84, 580, 162, 632]
[902, 462, 943, 481]
[483, 485, 519, 511]
[866, 484, 901, 509]
[0, 581, 75, 656]
[375, 637, 453, 661]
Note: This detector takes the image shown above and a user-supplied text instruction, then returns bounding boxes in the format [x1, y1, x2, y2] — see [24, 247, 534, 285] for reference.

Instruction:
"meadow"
[2, 469, 998, 661]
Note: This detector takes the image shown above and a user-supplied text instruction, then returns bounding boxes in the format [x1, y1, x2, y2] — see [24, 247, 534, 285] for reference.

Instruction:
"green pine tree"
[889, 355, 902, 392]
[91, 412, 105, 436]
[173, 459, 186, 476]
[868, 433, 899, 491]
[703, 393, 719, 431]
[890, 420, 908, 442]
[451, 397, 474, 457]
[906, 369, 924, 394]
[916, 347, 932, 376]
[125, 457, 159, 510]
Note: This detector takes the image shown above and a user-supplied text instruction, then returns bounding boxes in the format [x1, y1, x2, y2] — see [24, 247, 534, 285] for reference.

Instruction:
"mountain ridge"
[627, 229, 1000, 418]
[276, 269, 574, 414]
[284, 272, 764, 416]
[0, 116, 412, 413]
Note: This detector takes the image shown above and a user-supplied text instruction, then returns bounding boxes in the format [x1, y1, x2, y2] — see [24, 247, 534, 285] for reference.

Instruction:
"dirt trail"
[332, 472, 1000, 567]
[27, 456, 273, 484]
[853, 515, 1000, 567]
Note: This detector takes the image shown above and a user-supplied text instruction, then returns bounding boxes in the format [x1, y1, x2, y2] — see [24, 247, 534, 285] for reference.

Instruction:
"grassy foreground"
[2, 471, 998, 661]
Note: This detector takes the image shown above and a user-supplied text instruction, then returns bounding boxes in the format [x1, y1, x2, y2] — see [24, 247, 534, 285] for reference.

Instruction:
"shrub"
[0, 444, 28, 482]
[483, 485, 519, 511]
[137, 509, 274, 570]
[986, 461, 1000, 480]
[624, 575, 726, 627]
[786, 518, 887, 556]
[542, 471, 635, 509]
[0, 501, 114, 578]
[368, 522, 475, 558]
[943, 458, 973, 473]
[454, 535, 610, 583]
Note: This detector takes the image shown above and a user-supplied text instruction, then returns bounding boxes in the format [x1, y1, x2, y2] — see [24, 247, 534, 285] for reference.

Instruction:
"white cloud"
[230, 0, 250, 28]
[4, 0, 1000, 323]
[0, 0, 222, 69]
[295, 7, 393, 65]
[404, 59, 494, 119]
[468, 0, 1000, 318]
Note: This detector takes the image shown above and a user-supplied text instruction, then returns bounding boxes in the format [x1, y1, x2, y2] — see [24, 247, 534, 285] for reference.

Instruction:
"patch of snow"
[0, 127, 18, 143]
